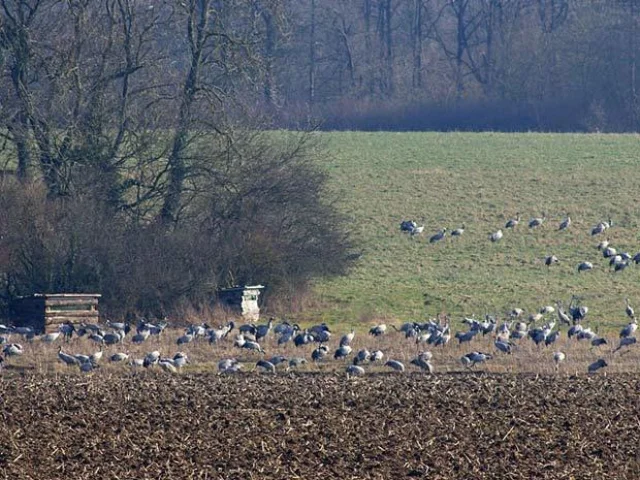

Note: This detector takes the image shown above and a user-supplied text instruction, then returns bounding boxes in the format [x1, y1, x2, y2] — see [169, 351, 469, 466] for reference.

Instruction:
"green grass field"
[310, 132, 640, 328]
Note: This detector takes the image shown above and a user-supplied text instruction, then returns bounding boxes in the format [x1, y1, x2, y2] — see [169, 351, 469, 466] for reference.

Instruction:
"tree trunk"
[161, 0, 211, 224]
[412, 0, 423, 89]
[308, 0, 316, 112]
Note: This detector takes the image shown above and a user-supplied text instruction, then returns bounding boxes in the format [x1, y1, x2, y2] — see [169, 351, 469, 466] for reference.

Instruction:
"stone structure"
[218, 285, 265, 321]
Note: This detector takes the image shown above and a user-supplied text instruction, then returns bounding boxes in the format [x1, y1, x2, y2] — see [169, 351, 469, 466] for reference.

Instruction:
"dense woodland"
[277, 0, 640, 131]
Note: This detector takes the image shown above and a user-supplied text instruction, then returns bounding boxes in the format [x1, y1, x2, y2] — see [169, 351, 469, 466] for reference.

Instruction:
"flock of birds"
[401, 214, 640, 272]
[0, 213, 636, 376]
[1, 297, 638, 375]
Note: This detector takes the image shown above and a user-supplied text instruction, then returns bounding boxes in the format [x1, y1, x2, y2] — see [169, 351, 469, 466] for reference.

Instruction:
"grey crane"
[505, 213, 520, 229]
[108, 321, 129, 331]
[132, 329, 151, 344]
[556, 302, 572, 326]
[334, 345, 353, 360]
[346, 364, 366, 376]
[353, 349, 370, 365]
[2, 344, 23, 356]
[391, 322, 420, 338]
[410, 225, 425, 236]
[576, 328, 597, 341]
[553, 351, 566, 367]
[13, 326, 33, 337]
[312, 345, 329, 362]
[110, 352, 129, 362]
[158, 359, 178, 373]
[529, 214, 546, 228]
[462, 352, 493, 368]
[288, 357, 307, 368]
[218, 358, 241, 373]
[255, 318, 274, 342]
[615, 336, 637, 352]
[455, 330, 478, 344]
[494, 339, 513, 354]
[176, 332, 194, 345]
[294, 329, 314, 347]
[490, 229, 503, 242]
[208, 321, 235, 344]
[529, 328, 547, 346]
[400, 220, 417, 232]
[340, 329, 355, 347]
[58, 346, 79, 366]
[591, 337, 607, 347]
[268, 355, 288, 367]
[545, 331, 561, 346]
[451, 224, 465, 237]
[369, 324, 387, 336]
[529, 312, 544, 323]
[59, 323, 75, 341]
[620, 321, 637, 339]
[614, 261, 630, 272]
[239, 324, 257, 335]
[626, 299, 635, 320]
[384, 360, 405, 372]
[588, 358, 608, 373]
[609, 255, 623, 267]
[480, 316, 497, 336]
[143, 350, 161, 368]
[242, 340, 265, 354]
[173, 352, 189, 368]
[545, 255, 559, 267]
[255, 359, 276, 373]
[309, 323, 331, 336]
[558, 215, 571, 231]
[370, 350, 384, 362]
[80, 359, 98, 373]
[410, 355, 433, 373]
[569, 300, 588, 322]
[273, 321, 292, 335]
[541, 305, 555, 314]
[89, 347, 103, 365]
[432, 326, 451, 347]
[88, 333, 104, 345]
[577, 261, 593, 273]
[129, 358, 144, 368]
[591, 220, 612, 236]
[313, 329, 332, 344]
[429, 228, 447, 243]
[603, 246, 617, 258]
[103, 329, 126, 345]
[277, 325, 299, 346]
[633, 252, 640, 264]
[567, 324, 583, 339]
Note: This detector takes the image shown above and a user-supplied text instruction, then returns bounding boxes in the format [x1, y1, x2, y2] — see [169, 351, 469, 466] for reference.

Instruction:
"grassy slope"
[312, 132, 640, 327]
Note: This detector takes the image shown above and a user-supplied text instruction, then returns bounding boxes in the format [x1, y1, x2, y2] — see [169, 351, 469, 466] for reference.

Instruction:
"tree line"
[274, 0, 640, 131]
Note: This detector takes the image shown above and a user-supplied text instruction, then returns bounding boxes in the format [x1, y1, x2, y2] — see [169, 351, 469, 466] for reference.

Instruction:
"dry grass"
[1, 325, 634, 377]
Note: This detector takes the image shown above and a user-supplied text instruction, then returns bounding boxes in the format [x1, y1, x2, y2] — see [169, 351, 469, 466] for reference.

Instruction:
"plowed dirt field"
[1, 372, 638, 479]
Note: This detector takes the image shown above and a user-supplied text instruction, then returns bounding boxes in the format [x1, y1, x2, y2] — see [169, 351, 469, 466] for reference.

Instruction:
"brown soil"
[0, 372, 638, 479]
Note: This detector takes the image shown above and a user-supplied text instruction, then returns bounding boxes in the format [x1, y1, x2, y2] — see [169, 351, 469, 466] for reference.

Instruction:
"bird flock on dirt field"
[0, 294, 636, 376]
[401, 214, 640, 272]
